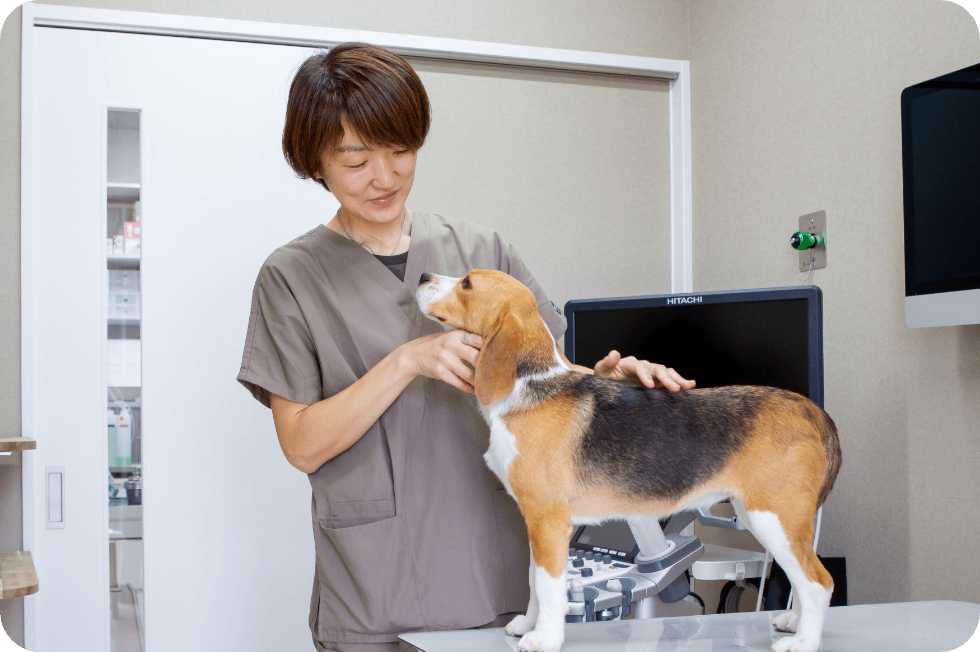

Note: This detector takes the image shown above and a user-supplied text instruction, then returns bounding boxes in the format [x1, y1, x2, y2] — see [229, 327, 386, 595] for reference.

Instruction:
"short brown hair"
[282, 43, 431, 191]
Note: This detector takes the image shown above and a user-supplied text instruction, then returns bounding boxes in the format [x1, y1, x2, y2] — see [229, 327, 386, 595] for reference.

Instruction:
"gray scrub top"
[237, 212, 566, 647]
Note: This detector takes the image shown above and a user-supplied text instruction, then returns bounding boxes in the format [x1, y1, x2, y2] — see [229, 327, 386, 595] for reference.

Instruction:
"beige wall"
[690, 0, 980, 608]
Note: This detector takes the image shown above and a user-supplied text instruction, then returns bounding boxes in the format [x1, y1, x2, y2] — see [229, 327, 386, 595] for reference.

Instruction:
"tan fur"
[567, 479, 734, 524]
[503, 398, 581, 577]
[712, 397, 834, 588]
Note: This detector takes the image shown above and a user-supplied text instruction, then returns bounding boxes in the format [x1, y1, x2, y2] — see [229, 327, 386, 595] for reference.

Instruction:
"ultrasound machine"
[558, 284, 824, 623]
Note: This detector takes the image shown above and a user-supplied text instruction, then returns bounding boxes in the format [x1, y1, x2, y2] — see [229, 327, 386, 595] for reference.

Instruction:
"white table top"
[400, 601, 979, 652]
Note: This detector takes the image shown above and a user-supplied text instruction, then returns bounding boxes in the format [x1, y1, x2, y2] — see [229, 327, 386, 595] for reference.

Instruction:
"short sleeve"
[496, 239, 567, 341]
[237, 261, 323, 409]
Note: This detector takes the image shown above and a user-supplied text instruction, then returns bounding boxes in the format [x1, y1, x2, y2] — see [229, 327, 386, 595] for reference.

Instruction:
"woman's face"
[319, 124, 418, 227]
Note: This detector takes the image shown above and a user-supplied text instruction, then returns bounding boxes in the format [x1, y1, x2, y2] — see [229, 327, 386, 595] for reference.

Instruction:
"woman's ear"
[474, 313, 519, 406]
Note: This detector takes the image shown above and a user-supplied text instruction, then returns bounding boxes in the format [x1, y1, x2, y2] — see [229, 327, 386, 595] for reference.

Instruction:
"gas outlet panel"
[797, 210, 827, 272]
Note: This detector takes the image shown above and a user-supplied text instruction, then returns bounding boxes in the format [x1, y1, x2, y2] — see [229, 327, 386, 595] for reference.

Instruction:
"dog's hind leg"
[513, 503, 571, 652]
[740, 507, 832, 652]
[732, 500, 801, 631]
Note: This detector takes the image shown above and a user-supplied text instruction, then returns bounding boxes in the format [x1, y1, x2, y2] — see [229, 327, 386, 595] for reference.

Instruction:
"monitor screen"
[564, 286, 823, 407]
[902, 63, 980, 297]
[572, 521, 638, 561]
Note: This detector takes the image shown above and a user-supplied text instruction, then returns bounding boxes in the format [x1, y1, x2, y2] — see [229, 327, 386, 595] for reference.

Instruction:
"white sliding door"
[25, 14, 675, 652]
[27, 28, 323, 652]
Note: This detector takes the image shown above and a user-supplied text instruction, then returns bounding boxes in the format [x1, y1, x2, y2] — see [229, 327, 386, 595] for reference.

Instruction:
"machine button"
[603, 554, 612, 564]
[581, 567, 594, 577]
[572, 559, 584, 568]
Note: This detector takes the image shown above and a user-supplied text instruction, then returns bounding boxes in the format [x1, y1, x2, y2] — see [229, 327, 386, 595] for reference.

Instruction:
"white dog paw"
[772, 633, 819, 652]
[772, 610, 800, 633]
[517, 628, 563, 652]
[505, 614, 536, 638]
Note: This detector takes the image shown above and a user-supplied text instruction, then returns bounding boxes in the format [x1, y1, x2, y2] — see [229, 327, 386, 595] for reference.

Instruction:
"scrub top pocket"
[315, 515, 427, 643]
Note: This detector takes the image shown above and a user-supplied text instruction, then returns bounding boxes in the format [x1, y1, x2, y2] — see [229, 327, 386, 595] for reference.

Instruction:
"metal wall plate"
[798, 210, 827, 272]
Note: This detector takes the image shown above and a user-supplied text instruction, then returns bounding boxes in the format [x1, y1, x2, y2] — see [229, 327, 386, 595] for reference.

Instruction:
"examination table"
[400, 601, 979, 652]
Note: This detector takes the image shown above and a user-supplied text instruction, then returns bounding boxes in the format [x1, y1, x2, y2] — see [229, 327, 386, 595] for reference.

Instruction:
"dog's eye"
[461, 276, 472, 290]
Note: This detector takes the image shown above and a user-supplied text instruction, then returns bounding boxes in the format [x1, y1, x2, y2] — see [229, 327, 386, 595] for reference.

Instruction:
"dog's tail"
[815, 410, 842, 507]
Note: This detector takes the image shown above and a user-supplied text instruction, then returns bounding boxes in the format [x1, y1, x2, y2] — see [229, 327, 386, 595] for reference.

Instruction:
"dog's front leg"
[515, 504, 570, 652]
[505, 544, 539, 637]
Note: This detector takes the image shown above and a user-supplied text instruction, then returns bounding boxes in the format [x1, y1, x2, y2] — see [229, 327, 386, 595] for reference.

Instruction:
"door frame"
[20, 4, 692, 648]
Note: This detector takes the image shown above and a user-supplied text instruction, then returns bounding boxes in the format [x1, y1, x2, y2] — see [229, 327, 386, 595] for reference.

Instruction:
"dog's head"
[416, 269, 545, 405]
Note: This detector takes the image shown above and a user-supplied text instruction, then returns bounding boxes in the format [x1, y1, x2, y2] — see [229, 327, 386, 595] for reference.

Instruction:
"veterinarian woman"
[237, 43, 695, 652]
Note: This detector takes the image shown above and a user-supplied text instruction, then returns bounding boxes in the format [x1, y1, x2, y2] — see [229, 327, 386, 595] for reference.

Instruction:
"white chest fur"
[480, 398, 520, 499]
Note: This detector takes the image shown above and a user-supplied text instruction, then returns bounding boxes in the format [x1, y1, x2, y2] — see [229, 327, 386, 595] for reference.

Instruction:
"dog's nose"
[419, 273, 431, 284]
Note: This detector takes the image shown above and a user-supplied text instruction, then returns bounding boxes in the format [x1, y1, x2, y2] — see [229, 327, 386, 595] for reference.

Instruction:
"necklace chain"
[338, 208, 407, 256]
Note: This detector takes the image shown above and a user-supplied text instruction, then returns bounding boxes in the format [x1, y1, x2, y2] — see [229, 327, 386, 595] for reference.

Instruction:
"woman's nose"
[372, 155, 396, 187]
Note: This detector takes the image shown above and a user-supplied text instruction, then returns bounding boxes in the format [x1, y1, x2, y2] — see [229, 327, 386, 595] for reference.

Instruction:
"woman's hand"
[403, 329, 483, 393]
[270, 329, 483, 472]
[593, 350, 695, 392]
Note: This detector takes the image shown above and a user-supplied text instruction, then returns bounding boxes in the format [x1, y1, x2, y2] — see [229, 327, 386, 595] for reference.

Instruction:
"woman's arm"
[270, 329, 483, 473]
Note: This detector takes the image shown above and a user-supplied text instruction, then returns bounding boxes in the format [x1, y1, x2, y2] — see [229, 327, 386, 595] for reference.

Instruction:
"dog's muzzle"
[416, 273, 458, 317]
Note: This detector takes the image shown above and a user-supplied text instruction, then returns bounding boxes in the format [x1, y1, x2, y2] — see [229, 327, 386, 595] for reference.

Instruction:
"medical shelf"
[0, 438, 36, 452]
[0, 551, 39, 599]
[107, 182, 140, 203]
[0, 438, 39, 600]
[108, 255, 140, 270]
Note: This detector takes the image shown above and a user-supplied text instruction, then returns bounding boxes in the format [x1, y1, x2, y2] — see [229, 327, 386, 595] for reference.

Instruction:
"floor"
[110, 585, 144, 652]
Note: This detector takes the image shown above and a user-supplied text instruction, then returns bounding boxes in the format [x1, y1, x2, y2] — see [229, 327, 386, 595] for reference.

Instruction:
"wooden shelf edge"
[0, 437, 36, 452]
[0, 551, 39, 599]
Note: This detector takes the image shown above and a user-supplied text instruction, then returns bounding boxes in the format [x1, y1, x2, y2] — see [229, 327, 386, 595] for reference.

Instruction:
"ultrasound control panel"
[566, 521, 637, 596]
[564, 520, 705, 623]
[566, 547, 635, 587]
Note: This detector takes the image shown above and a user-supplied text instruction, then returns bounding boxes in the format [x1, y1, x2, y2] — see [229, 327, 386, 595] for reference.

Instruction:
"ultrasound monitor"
[563, 285, 824, 554]
[563, 285, 824, 407]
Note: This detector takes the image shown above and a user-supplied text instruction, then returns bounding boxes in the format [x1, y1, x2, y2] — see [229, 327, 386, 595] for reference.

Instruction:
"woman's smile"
[370, 189, 399, 207]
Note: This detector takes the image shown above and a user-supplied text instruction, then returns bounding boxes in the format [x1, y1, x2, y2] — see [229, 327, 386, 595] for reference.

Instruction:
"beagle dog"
[416, 270, 842, 652]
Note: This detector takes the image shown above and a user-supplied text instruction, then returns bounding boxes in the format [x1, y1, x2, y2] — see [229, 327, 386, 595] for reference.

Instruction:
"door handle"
[46, 466, 65, 529]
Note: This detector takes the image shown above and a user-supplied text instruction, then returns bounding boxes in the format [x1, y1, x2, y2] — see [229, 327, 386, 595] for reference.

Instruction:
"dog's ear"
[475, 312, 520, 406]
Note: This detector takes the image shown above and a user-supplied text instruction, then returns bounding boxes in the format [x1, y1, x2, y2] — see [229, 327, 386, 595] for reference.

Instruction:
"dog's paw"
[771, 633, 820, 652]
[772, 610, 800, 633]
[517, 628, 563, 652]
[505, 614, 535, 638]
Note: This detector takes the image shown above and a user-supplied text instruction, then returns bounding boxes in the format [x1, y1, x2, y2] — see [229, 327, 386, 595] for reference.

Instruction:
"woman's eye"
[348, 161, 366, 169]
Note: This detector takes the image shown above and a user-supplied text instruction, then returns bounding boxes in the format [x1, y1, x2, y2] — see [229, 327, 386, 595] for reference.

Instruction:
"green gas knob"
[790, 231, 822, 250]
